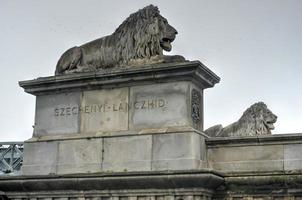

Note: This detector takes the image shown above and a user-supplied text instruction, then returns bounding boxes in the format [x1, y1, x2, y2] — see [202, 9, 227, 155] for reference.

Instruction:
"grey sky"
[0, 0, 301, 141]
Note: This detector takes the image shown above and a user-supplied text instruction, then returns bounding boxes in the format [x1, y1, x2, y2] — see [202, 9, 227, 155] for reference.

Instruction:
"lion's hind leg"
[55, 46, 82, 75]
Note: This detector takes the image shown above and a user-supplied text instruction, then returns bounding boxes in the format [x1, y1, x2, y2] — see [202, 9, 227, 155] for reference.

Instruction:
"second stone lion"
[205, 102, 277, 137]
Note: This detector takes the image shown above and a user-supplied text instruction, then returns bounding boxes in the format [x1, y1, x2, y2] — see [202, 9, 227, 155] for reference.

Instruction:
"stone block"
[207, 145, 284, 172]
[200, 136, 207, 165]
[103, 135, 152, 172]
[129, 82, 191, 130]
[152, 132, 203, 170]
[81, 88, 129, 133]
[22, 141, 58, 175]
[34, 92, 81, 136]
[57, 138, 103, 174]
[284, 144, 302, 171]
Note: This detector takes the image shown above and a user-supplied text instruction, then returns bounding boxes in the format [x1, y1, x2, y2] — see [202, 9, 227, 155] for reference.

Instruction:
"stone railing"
[206, 133, 302, 174]
[0, 142, 23, 174]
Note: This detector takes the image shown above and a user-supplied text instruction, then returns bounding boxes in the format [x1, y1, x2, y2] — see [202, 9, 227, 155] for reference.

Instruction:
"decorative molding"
[191, 89, 201, 124]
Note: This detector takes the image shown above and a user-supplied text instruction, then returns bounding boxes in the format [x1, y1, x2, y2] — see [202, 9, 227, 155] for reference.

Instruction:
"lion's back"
[80, 35, 119, 68]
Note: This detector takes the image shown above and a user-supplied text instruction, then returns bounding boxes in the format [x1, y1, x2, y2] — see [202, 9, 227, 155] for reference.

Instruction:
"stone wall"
[1, 134, 302, 199]
[22, 128, 207, 175]
[206, 134, 302, 199]
[206, 134, 302, 173]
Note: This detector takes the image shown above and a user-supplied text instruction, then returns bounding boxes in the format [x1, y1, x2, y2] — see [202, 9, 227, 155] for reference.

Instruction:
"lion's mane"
[55, 5, 176, 75]
[114, 5, 163, 63]
[205, 102, 277, 137]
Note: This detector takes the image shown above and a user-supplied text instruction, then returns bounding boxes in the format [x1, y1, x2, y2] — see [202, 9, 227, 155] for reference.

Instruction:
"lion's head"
[113, 5, 178, 63]
[239, 102, 277, 135]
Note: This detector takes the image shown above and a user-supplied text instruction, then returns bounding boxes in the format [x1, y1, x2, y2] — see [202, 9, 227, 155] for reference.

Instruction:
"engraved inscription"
[191, 89, 201, 124]
[54, 98, 166, 117]
[133, 99, 165, 109]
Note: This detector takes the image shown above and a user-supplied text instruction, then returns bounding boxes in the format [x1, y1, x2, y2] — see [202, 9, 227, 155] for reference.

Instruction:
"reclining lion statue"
[205, 102, 277, 137]
[55, 5, 185, 75]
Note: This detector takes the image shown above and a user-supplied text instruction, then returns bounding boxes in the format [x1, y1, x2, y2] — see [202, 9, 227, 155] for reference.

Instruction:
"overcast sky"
[0, 0, 301, 142]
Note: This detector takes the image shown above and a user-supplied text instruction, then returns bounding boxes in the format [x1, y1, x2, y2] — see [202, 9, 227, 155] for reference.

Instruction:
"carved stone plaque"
[191, 89, 201, 124]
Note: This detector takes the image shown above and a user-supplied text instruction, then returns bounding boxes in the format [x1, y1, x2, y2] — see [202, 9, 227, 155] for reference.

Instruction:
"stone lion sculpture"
[55, 5, 185, 75]
[204, 102, 277, 137]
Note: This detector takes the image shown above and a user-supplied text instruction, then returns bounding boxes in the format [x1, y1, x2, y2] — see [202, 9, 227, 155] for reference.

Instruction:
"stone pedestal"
[6, 63, 302, 198]
[19, 61, 220, 175]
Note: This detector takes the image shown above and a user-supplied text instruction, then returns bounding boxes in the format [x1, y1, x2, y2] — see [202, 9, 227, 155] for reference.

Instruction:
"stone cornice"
[19, 61, 220, 95]
[25, 126, 209, 143]
[0, 170, 224, 192]
[206, 133, 302, 147]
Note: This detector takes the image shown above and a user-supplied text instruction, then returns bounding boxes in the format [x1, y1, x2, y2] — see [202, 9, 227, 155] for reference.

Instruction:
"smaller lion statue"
[55, 5, 185, 75]
[205, 102, 277, 137]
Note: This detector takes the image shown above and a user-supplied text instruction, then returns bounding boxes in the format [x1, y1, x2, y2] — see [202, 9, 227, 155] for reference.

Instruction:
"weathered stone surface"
[34, 92, 81, 136]
[22, 141, 58, 175]
[129, 82, 191, 130]
[152, 132, 205, 170]
[57, 138, 103, 174]
[207, 145, 284, 172]
[205, 102, 277, 137]
[103, 135, 152, 172]
[284, 144, 302, 171]
[55, 5, 185, 75]
[81, 88, 129, 133]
